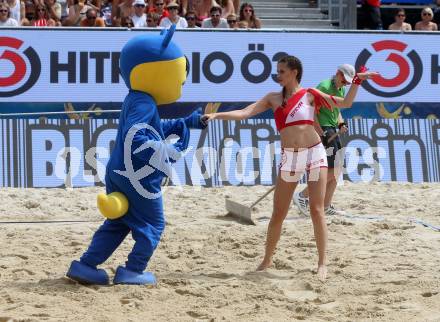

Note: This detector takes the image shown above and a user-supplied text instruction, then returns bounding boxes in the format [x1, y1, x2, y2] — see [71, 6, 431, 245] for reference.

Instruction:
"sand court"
[0, 182, 439, 321]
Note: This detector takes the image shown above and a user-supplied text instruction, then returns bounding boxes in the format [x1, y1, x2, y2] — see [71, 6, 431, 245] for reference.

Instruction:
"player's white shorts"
[279, 142, 328, 174]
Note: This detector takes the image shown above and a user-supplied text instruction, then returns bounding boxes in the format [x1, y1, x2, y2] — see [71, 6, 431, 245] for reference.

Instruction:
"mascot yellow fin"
[97, 192, 129, 220]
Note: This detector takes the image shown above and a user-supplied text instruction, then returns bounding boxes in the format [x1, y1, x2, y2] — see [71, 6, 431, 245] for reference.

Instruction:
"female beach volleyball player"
[203, 55, 378, 280]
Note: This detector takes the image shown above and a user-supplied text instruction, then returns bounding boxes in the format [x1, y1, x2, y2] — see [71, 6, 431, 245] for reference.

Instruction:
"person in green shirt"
[293, 64, 354, 216]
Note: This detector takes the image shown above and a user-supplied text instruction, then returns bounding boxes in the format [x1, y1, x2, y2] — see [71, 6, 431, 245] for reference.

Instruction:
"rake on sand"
[225, 186, 276, 225]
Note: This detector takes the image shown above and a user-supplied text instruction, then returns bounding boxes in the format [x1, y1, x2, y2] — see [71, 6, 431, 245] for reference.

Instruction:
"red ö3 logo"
[355, 40, 422, 97]
[0, 37, 41, 97]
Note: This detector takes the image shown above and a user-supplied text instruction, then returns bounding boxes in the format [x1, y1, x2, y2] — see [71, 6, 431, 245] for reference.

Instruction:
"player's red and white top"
[274, 88, 333, 131]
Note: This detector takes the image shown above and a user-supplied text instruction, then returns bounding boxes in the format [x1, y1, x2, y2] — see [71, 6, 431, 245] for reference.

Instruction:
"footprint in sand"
[239, 250, 259, 258]
[31, 313, 50, 318]
[167, 252, 180, 259]
[23, 200, 40, 209]
[120, 298, 141, 308]
[319, 301, 340, 311]
[281, 281, 319, 302]
[337, 262, 350, 268]
[186, 311, 210, 319]
[12, 268, 35, 276]
[4, 254, 28, 260]
[3, 295, 14, 304]
[273, 258, 294, 270]
[422, 291, 438, 297]
[175, 288, 206, 297]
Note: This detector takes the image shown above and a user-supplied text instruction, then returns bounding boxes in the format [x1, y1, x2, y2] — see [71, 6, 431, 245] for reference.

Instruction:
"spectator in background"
[237, 19, 246, 28]
[190, 0, 216, 26]
[239, 2, 260, 28]
[415, 7, 437, 31]
[202, 5, 228, 28]
[434, 0, 440, 26]
[388, 8, 411, 31]
[120, 14, 134, 26]
[45, 0, 62, 24]
[216, 0, 234, 18]
[131, 0, 147, 26]
[232, 0, 238, 13]
[113, 0, 133, 26]
[100, 0, 113, 26]
[63, 0, 92, 26]
[185, 9, 198, 27]
[4, 0, 22, 25]
[0, 2, 19, 26]
[21, 0, 35, 25]
[80, 7, 105, 25]
[146, 11, 159, 25]
[148, 0, 168, 24]
[178, 0, 188, 16]
[88, 0, 102, 11]
[58, 0, 69, 21]
[226, 13, 237, 28]
[47, 16, 58, 25]
[359, 0, 382, 30]
[169, 0, 188, 17]
[160, 1, 187, 27]
[32, 3, 52, 26]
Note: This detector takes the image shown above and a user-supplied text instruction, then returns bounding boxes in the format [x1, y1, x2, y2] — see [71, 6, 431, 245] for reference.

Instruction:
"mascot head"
[119, 25, 188, 105]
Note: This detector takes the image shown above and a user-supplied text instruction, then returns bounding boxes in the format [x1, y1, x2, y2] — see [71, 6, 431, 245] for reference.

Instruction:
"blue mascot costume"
[66, 25, 206, 285]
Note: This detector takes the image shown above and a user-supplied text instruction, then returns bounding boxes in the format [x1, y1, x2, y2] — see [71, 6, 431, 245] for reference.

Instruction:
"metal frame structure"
[318, 0, 357, 29]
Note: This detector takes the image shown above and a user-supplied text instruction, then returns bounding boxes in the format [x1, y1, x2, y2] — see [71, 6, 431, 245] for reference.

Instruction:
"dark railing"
[318, 0, 357, 29]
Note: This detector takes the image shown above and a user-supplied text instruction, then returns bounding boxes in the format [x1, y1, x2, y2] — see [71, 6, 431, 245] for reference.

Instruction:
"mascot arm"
[123, 102, 163, 162]
[183, 108, 207, 129]
[160, 108, 206, 153]
[131, 129, 160, 162]
[130, 125, 185, 164]
[161, 118, 190, 152]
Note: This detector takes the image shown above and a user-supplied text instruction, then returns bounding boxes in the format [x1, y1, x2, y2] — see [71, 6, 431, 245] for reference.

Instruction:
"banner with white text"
[0, 118, 439, 187]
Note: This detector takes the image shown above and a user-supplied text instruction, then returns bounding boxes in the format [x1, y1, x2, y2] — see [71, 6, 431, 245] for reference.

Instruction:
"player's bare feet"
[317, 264, 327, 281]
[256, 260, 272, 271]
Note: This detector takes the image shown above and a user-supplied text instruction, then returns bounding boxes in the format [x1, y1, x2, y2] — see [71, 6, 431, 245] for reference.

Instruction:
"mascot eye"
[185, 55, 190, 77]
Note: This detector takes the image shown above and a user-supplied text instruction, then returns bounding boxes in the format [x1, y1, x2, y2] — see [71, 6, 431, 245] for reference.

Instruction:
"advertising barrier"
[1, 118, 439, 187]
[1, 29, 440, 103]
[0, 101, 439, 120]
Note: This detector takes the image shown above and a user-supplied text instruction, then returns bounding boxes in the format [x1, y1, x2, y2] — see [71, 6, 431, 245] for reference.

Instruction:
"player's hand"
[338, 122, 348, 134]
[339, 125, 348, 134]
[201, 113, 216, 123]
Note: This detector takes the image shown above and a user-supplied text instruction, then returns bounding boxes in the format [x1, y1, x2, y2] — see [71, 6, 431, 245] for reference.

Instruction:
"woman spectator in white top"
[0, 2, 19, 26]
[388, 8, 411, 31]
[131, 0, 147, 27]
[415, 7, 438, 31]
[5, 0, 22, 25]
[159, 1, 187, 28]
